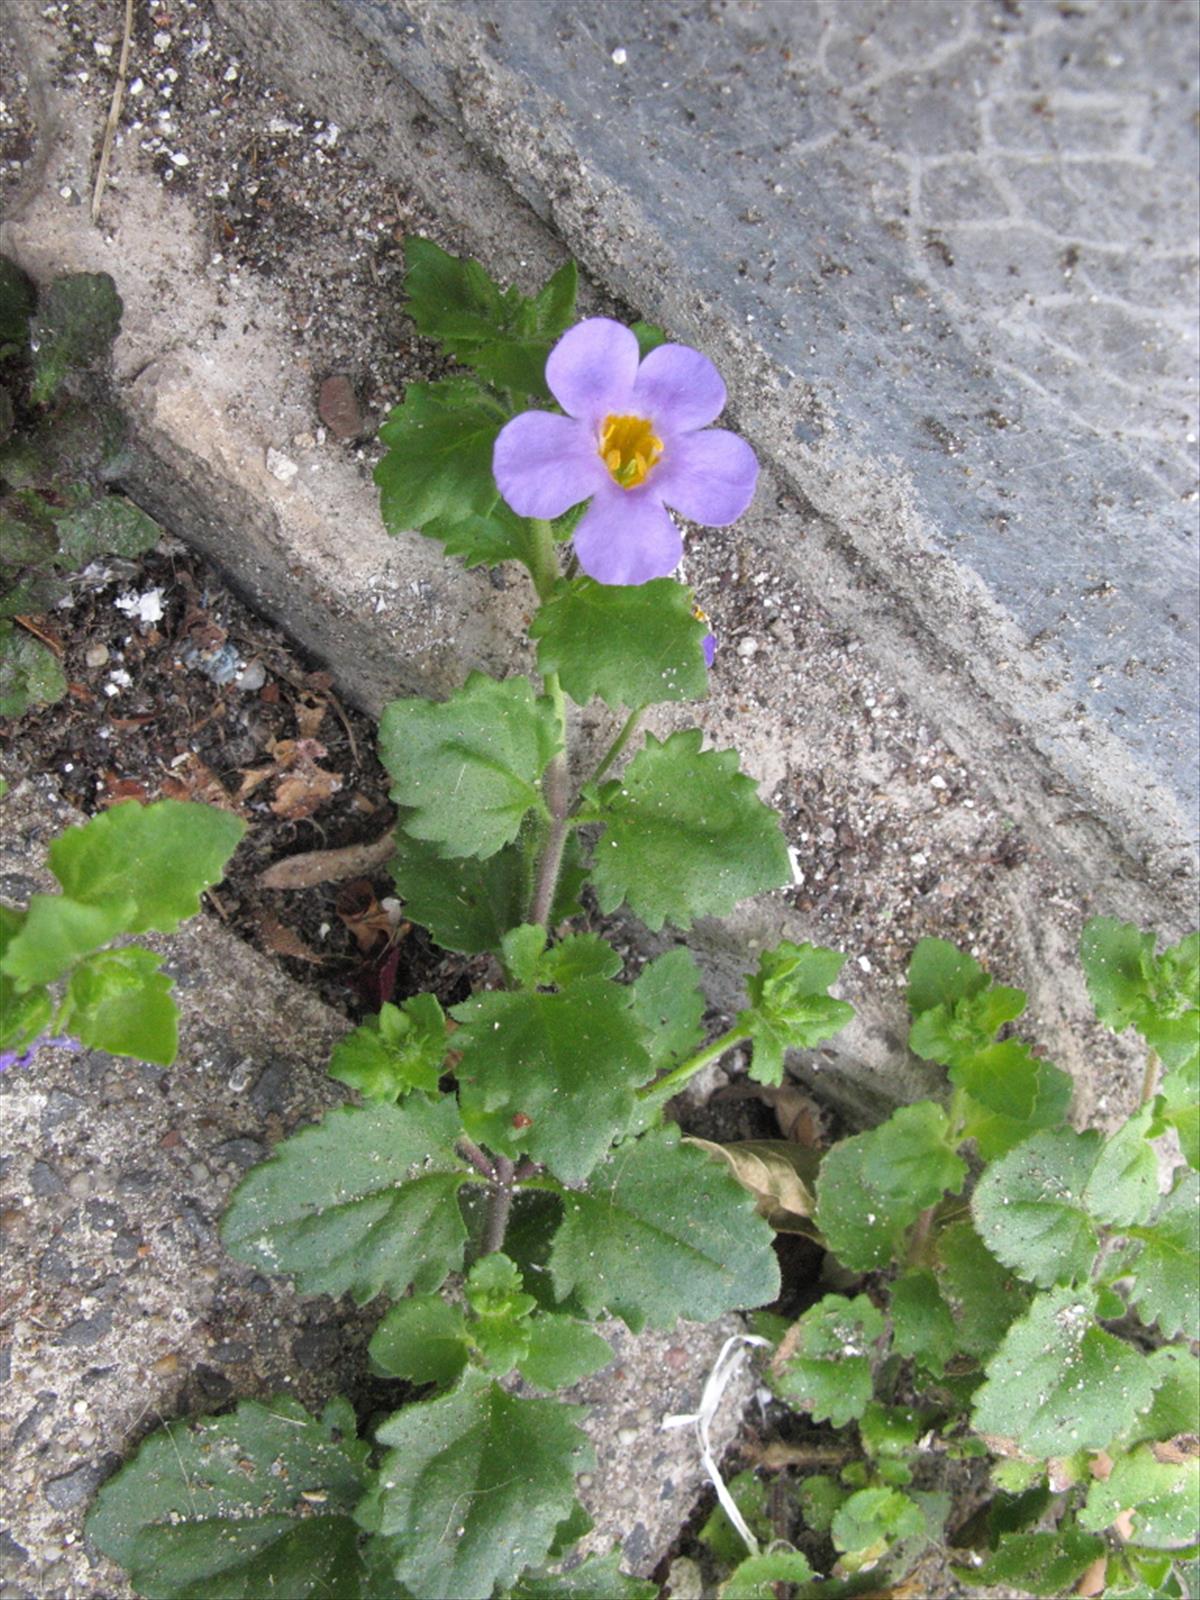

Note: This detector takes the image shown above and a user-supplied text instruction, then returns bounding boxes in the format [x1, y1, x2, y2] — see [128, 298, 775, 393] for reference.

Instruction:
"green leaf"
[1082, 918, 1200, 1072]
[403, 238, 577, 401]
[1133, 1346, 1200, 1445]
[952, 1530, 1107, 1596]
[536, 933, 623, 988]
[51, 493, 161, 564]
[371, 1369, 592, 1600]
[64, 947, 177, 1064]
[548, 1125, 779, 1331]
[771, 1293, 886, 1427]
[221, 1099, 469, 1303]
[328, 993, 448, 1100]
[907, 937, 989, 1017]
[799, 1474, 848, 1535]
[1158, 1053, 1199, 1170]
[422, 500, 541, 570]
[1081, 1445, 1200, 1549]
[380, 674, 560, 860]
[954, 1041, 1074, 1159]
[909, 974, 1027, 1070]
[932, 1220, 1032, 1362]
[718, 1550, 815, 1599]
[530, 577, 709, 709]
[453, 978, 651, 1181]
[815, 1102, 967, 1272]
[29, 272, 122, 404]
[47, 799, 246, 933]
[580, 730, 790, 932]
[0, 973, 52, 1054]
[0, 893, 132, 988]
[390, 826, 530, 955]
[1085, 1103, 1161, 1227]
[631, 321, 668, 359]
[735, 940, 854, 1086]
[972, 1285, 1156, 1455]
[859, 1402, 924, 1462]
[698, 1470, 771, 1563]
[627, 946, 706, 1075]
[517, 1315, 613, 1391]
[972, 1127, 1107, 1288]
[831, 1487, 925, 1565]
[1082, 916, 1159, 1029]
[465, 1253, 538, 1373]
[511, 1548, 658, 1598]
[86, 1395, 372, 1599]
[1122, 1169, 1200, 1340]
[375, 376, 510, 534]
[0, 622, 67, 717]
[889, 1268, 958, 1377]
[368, 1294, 470, 1387]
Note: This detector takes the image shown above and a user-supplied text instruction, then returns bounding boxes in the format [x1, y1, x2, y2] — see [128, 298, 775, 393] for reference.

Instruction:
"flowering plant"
[80, 243, 1198, 1600]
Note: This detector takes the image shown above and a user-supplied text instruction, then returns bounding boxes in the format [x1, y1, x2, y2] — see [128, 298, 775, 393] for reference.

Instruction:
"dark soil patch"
[1, 535, 476, 1018]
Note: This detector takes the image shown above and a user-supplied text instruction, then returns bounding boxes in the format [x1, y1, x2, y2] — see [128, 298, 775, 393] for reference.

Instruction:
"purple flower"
[493, 319, 758, 585]
[0, 1033, 81, 1073]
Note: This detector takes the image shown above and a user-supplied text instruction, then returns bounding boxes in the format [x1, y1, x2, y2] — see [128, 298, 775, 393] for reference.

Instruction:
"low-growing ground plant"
[5, 243, 1194, 1598]
[0, 257, 162, 717]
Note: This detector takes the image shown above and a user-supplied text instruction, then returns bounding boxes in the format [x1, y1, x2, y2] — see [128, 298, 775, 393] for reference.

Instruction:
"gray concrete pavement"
[326, 0, 1200, 848]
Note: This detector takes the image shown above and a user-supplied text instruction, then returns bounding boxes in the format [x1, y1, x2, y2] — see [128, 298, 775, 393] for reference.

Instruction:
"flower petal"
[630, 342, 727, 433]
[572, 488, 682, 585]
[546, 318, 639, 425]
[656, 428, 758, 526]
[493, 410, 606, 519]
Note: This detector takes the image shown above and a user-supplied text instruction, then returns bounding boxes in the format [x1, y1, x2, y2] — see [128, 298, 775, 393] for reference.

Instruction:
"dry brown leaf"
[236, 764, 277, 800]
[259, 914, 326, 965]
[1075, 1555, 1108, 1597]
[258, 831, 396, 890]
[685, 1136, 820, 1233]
[335, 877, 404, 954]
[711, 1080, 826, 1146]
[271, 767, 342, 820]
[160, 751, 242, 812]
[294, 693, 327, 739]
[97, 773, 151, 806]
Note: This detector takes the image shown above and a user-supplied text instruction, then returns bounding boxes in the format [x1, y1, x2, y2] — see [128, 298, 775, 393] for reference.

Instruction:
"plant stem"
[905, 1204, 936, 1268]
[529, 672, 570, 928]
[481, 1155, 516, 1256]
[457, 1137, 497, 1181]
[1140, 1048, 1161, 1106]
[526, 518, 561, 605]
[635, 1023, 752, 1106]
[591, 706, 645, 785]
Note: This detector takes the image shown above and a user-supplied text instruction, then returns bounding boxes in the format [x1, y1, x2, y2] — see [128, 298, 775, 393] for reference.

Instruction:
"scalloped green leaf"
[932, 1219, 1031, 1362]
[890, 1268, 958, 1377]
[86, 1396, 372, 1599]
[1081, 1445, 1200, 1550]
[64, 946, 176, 1064]
[771, 1292, 886, 1427]
[46, 799, 246, 933]
[453, 978, 652, 1181]
[718, 1550, 815, 1599]
[328, 993, 448, 1101]
[0, 622, 67, 717]
[580, 730, 789, 932]
[952, 1530, 1107, 1596]
[735, 939, 854, 1085]
[548, 1125, 779, 1332]
[972, 1127, 1104, 1287]
[1158, 1053, 1199, 1169]
[52, 493, 161, 564]
[1133, 1346, 1200, 1445]
[954, 1040, 1074, 1159]
[972, 1285, 1156, 1456]
[815, 1101, 967, 1272]
[0, 893, 132, 989]
[375, 376, 510, 536]
[511, 1547, 658, 1598]
[371, 1370, 592, 1600]
[627, 946, 706, 1076]
[1122, 1169, 1200, 1340]
[832, 1486, 925, 1565]
[906, 936, 988, 1017]
[380, 674, 560, 860]
[516, 1316, 614, 1392]
[530, 577, 709, 709]
[221, 1099, 469, 1304]
[403, 238, 576, 402]
[368, 1294, 470, 1387]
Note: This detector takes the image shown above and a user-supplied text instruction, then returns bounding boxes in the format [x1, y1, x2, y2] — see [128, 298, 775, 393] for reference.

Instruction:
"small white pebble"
[611, 46, 627, 64]
[266, 448, 299, 484]
[930, 774, 947, 789]
[153, 29, 171, 48]
[737, 636, 759, 659]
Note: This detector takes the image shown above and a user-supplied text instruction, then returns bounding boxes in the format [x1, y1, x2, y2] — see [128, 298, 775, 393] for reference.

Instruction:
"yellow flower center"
[599, 413, 663, 489]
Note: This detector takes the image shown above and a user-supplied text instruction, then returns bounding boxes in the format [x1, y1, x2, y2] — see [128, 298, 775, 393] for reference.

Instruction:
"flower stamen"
[599, 414, 663, 489]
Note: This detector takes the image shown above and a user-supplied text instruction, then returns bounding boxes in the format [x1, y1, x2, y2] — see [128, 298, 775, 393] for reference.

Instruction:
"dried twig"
[257, 829, 395, 890]
[91, 0, 135, 225]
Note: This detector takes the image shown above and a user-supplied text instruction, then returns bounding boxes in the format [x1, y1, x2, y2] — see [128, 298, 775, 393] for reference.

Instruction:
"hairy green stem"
[1140, 1047, 1161, 1106]
[591, 706, 645, 786]
[530, 674, 570, 928]
[526, 517, 561, 604]
[481, 1154, 516, 1257]
[635, 1023, 752, 1106]
[457, 1137, 497, 1181]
